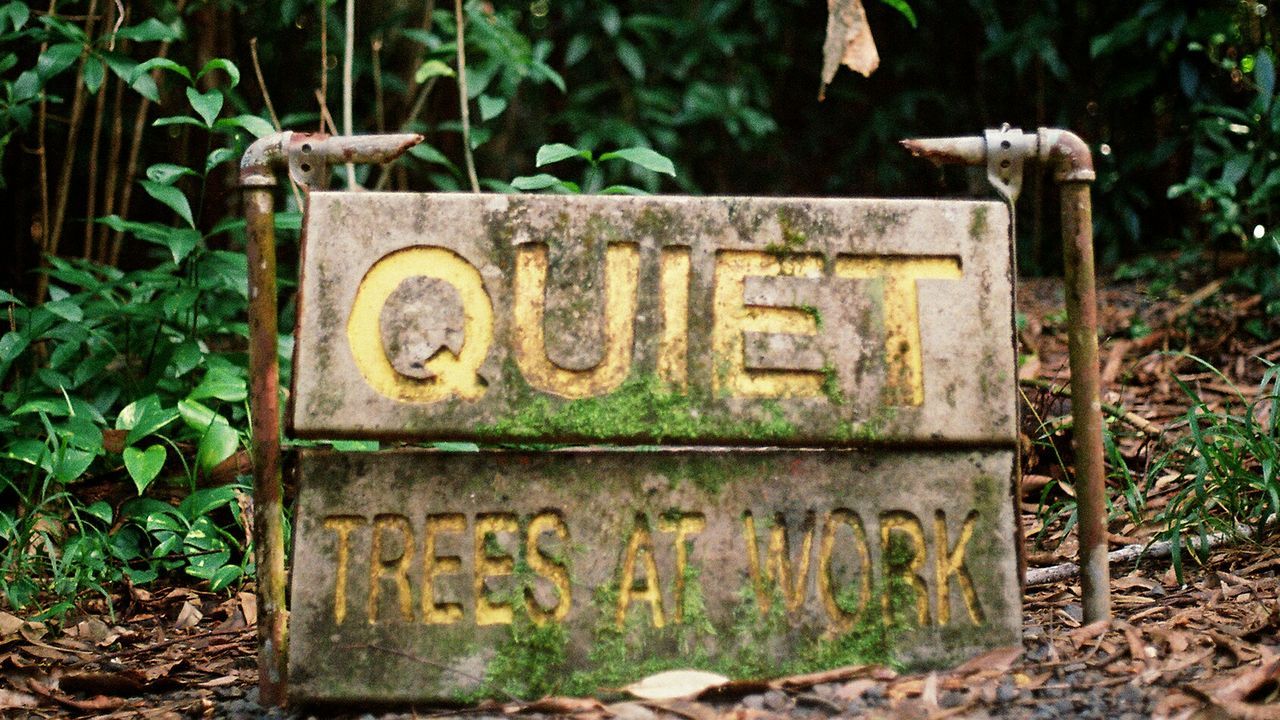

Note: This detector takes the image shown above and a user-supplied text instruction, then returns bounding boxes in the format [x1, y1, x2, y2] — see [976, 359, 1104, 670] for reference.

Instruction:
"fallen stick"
[1026, 521, 1270, 586]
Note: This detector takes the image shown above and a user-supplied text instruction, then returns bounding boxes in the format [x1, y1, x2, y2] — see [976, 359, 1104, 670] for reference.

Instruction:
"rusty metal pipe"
[902, 127, 1111, 622]
[239, 131, 422, 706]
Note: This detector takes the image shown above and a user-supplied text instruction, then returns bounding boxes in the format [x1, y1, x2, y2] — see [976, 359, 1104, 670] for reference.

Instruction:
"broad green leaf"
[205, 564, 242, 592]
[414, 59, 455, 83]
[212, 114, 274, 138]
[188, 367, 247, 402]
[103, 52, 160, 101]
[52, 447, 94, 483]
[114, 18, 182, 43]
[186, 86, 223, 126]
[196, 58, 240, 88]
[123, 445, 166, 494]
[36, 42, 82, 79]
[13, 398, 70, 416]
[511, 173, 563, 191]
[478, 94, 507, 121]
[85, 501, 113, 524]
[0, 331, 29, 361]
[12, 70, 38, 101]
[116, 395, 178, 445]
[178, 485, 237, 520]
[82, 56, 105, 93]
[146, 163, 197, 186]
[196, 423, 238, 471]
[536, 143, 590, 167]
[1255, 49, 1275, 108]
[615, 40, 645, 81]
[3, 2, 30, 32]
[409, 142, 457, 171]
[601, 184, 650, 195]
[205, 147, 236, 173]
[162, 228, 201, 264]
[131, 57, 191, 84]
[140, 180, 194, 227]
[178, 398, 230, 431]
[598, 147, 677, 176]
[42, 299, 83, 322]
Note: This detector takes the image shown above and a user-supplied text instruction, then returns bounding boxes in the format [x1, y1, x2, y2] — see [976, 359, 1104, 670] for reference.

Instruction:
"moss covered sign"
[291, 194, 1014, 445]
[286, 194, 1020, 703]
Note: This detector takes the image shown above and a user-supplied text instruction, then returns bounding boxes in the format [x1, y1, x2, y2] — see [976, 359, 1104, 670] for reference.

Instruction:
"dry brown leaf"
[238, 592, 258, 627]
[27, 679, 126, 713]
[510, 696, 607, 715]
[625, 669, 730, 700]
[174, 601, 203, 630]
[0, 612, 24, 638]
[950, 645, 1022, 676]
[773, 664, 883, 690]
[819, 0, 878, 99]
[0, 688, 40, 710]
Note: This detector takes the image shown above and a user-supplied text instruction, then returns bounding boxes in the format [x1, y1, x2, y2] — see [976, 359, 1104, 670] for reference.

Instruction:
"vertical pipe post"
[245, 185, 288, 705]
[1059, 182, 1110, 622]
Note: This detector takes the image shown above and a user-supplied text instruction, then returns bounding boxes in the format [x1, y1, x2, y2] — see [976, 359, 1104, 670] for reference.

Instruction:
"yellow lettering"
[935, 510, 983, 625]
[616, 515, 665, 629]
[367, 514, 415, 624]
[474, 513, 517, 626]
[659, 512, 705, 623]
[834, 256, 962, 405]
[817, 509, 870, 631]
[743, 511, 816, 615]
[347, 246, 493, 403]
[712, 251, 825, 398]
[880, 511, 930, 627]
[322, 515, 364, 625]
[512, 243, 640, 398]
[525, 512, 572, 625]
[658, 247, 691, 388]
[422, 514, 465, 625]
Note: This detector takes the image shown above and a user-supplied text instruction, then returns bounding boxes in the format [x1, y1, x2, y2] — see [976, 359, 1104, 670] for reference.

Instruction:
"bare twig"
[82, 41, 110, 258]
[314, 88, 340, 136]
[371, 75, 437, 190]
[250, 37, 304, 211]
[97, 33, 126, 260]
[34, 0, 57, 300]
[342, 0, 356, 187]
[371, 37, 385, 132]
[107, 0, 124, 50]
[1021, 377, 1163, 437]
[1026, 520, 1275, 586]
[40, 0, 101, 303]
[318, 0, 327, 132]
[453, 0, 480, 192]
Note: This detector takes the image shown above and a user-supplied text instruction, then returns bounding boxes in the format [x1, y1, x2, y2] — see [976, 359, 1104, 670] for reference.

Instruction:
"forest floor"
[1, 267, 1279, 719]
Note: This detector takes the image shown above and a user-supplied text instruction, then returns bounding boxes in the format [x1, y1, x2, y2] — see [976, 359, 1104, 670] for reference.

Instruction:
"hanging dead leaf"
[625, 669, 731, 700]
[819, 0, 879, 100]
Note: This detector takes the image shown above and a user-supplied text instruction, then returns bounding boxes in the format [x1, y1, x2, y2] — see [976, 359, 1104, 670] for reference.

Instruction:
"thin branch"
[251, 37, 303, 211]
[371, 36, 385, 132]
[372, 75, 437, 190]
[97, 32, 127, 260]
[83, 43, 110, 258]
[454, 0, 480, 192]
[1021, 377, 1164, 437]
[342, 0, 356, 187]
[34, 0, 57, 302]
[318, 0, 327, 132]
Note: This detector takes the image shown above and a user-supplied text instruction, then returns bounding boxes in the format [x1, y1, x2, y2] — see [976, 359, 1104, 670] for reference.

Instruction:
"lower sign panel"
[288, 448, 1020, 703]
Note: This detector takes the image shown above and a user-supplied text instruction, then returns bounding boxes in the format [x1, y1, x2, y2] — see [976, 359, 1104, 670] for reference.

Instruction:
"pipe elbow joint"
[1037, 128, 1095, 183]
[240, 132, 293, 188]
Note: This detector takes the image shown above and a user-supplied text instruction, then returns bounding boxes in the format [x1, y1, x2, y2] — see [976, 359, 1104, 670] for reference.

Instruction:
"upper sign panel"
[291, 193, 1014, 445]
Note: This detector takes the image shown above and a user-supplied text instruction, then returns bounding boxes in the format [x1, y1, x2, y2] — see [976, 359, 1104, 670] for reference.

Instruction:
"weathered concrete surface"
[291, 193, 1014, 445]
[288, 448, 1020, 703]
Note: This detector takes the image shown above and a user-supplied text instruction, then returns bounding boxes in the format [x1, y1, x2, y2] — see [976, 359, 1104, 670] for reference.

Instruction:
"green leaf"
[615, 40, 645, 81]
[3, 2, 30, 32]
[43, 299, 83, 322]
[140, 180, 195, 228]
[205, 564, 242, 592]
[36, 42, 82, 79]
[131, 57, 191, 84]
[178, 485, 237, 519]
[212, 114, 275, 139]
[195, 58, 239, 88]
[598, 147, 677, 176]
[408, 142, 457, 172]
[877, 0, 918, 28]
[205, 147, 237, 173]
[116, 396, 178, 445]
[103, 53, 160, 101]
[511, 173, 563, 190]
[123, 445, 166, 494]
[12, 70, 38, 101]
[188, 367, 247, 402]
[163, 228, 201, 264]
[153, 115, 206, 129]
[178, 398, 229, 431]
[82, 56, 105, 93]
[478, 94, 507, 121]
[114, 18, 182, 43]
[145, 163, 197, 186]
[196, 423, 238, 471]
[186, 86, 223, 127]
[536, 143, 590, 167]
[414, 59, 455, 83]
[84, 501, 113, 524]
[52, 447, 94, 483]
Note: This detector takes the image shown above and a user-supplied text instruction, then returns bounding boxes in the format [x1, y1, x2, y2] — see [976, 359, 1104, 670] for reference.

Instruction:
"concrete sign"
[291, 193, 1015, 445]
[288, 448, 1020, 703]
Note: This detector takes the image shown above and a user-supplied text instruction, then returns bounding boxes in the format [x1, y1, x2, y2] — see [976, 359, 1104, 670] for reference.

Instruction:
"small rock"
[762, 689, 791, 711]
[813, 682, 837, 698]
[939, 690, 966, 708]
[995, 682, 1020, 703]
[607, 701, 658, 720]
[1062, 603, 1083, 623]
[741, 694, 766, 710]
